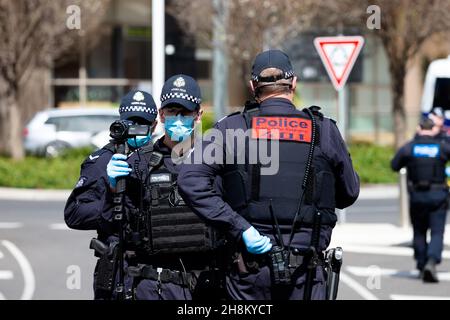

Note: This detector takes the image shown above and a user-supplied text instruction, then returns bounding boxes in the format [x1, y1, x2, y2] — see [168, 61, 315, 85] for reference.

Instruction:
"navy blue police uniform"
[64, 90, 158, 299]
[177, 50, 360, 300]
[121, 75, 225, 300]
[123, 137, 224, 300]
[391, 120, 450, 280]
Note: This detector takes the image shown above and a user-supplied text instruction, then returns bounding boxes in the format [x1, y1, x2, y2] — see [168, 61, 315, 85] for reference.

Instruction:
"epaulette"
[83, 142, 115, 164]
[326, 117, 337, 124]
[243, 100, 260, 113]
[217, 111, 240, 123]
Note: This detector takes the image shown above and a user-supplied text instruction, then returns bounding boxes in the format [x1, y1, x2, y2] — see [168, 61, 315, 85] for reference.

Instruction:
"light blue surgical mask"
[127, 134, 151, 148]
[164, 115, 195, 142]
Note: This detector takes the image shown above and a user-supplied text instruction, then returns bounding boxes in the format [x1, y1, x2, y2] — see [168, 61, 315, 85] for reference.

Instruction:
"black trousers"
[409, 189, 448, 270]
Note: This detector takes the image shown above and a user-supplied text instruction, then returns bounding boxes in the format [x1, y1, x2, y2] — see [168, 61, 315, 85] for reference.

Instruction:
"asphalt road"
[0, 196, 449, 300]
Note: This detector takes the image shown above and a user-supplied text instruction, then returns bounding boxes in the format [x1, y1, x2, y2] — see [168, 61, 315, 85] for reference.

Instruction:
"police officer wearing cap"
[122, 74, 225, 300]
[427, 107, 450, 145]
[64, 89, 158, 299]
[392, 117, 450, 283]
[66, 78, 223, 300]
[177, 49, 360, 300]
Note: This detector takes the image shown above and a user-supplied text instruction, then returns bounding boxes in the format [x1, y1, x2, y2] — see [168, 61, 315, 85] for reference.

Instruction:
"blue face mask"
[164, 115, 195, 142]
[127, 134, 151, 148]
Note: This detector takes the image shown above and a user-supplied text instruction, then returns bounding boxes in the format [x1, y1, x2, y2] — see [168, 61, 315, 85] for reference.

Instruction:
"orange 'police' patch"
[251, 116, 312, 143]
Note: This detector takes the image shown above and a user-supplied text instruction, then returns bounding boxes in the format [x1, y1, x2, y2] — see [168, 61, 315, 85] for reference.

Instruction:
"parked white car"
[24, 108, 119, 157]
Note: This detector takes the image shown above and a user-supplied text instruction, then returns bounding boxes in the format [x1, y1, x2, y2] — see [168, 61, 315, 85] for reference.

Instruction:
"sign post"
[314, 36, 364, 223]
[314, 36, 364, 141]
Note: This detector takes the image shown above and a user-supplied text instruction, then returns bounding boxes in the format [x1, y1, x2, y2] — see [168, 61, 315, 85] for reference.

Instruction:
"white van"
[421, 55, 450, 132]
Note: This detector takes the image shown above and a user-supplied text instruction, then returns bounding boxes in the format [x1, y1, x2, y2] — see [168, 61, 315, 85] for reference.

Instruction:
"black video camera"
[109, 120, 150, 142]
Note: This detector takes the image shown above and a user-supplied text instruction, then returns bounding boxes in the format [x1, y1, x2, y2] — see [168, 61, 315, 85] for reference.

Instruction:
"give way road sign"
[313, 36, 365, 91]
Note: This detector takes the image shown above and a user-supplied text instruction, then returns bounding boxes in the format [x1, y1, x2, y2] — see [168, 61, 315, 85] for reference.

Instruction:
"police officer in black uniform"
[65, 77, 223, 300]
[64, 89, 158, 299]
[391, 117, 450, 283]
[177, 49, 360, 300]
[123, 74, 224, 300]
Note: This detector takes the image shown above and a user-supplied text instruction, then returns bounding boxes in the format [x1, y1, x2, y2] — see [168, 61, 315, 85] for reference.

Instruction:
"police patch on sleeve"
[413, 144, 440, 158]
[251, 116, 312, 143]
[75, 177, 87, 188]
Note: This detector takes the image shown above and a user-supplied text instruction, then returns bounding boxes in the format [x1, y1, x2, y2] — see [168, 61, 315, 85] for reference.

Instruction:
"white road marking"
[390, 294, 450, 300]
[49, 223, 70, 230]
[342, 244, 450, 259]
[0, 292, 5, 300]
[1, 240, 35, 300]
[0, 222, 23, 229]
[0, 250, 3, 259]
[346, 266, 450, 282]
[347, 206, 398, 213]
[339, 272, 379, 300]
[0, 270, 13, 280]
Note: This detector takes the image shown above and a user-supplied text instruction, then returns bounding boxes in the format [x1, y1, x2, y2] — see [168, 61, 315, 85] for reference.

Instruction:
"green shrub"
[349, 143, 398, 184]
[0, 147, 93, 189]
[201, 111, 216, 132]
[0, 143, 399, 189]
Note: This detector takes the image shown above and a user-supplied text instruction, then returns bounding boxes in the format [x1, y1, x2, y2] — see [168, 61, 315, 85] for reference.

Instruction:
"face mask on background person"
[164, 114, 195, 142]
[127, 133, 151, 148]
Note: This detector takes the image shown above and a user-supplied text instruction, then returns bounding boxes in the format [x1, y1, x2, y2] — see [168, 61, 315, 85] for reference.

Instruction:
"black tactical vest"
[222, 106, 337, 228]
[407, 137, 446, 190]
[141, 159, 223, 255]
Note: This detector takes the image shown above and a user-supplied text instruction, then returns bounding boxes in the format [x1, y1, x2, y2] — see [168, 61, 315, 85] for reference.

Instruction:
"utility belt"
[127, 264, 196, 290]
[233, 246, 324, 277]
[409, 181, 447, 191]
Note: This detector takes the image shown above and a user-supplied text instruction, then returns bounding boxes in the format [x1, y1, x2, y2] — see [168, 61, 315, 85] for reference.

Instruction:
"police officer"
[391, 117, 450, 283]
[428, 107, 450, 144]
[64, 89, 158, 299]
[66, 75, 222, 300]
[123, 74, 224, 300]
[177, 49, 360, 300]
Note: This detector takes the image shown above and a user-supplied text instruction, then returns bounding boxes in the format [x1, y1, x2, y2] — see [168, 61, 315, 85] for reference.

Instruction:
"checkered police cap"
[160, 74, 202, 111]
[119, 90, 158, 123]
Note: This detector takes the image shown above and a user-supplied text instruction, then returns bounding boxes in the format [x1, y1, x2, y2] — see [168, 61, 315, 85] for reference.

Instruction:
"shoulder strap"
[287, 107, 319, 248]
[242, 101, 261, 129]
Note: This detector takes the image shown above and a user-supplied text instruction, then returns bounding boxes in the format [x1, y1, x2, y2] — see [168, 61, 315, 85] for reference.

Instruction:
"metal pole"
[212, 0, 228, 121]
[338, 86, 349, 223]
[152, 0, 165, 108]
[399, 168, 409, 228]
[338, 86, 348, 141]
[79, 31, 87, 108]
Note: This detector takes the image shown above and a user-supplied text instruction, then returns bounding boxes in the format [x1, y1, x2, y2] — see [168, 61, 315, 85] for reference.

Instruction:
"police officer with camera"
[65, 76, 223, 300]
[177, 49, 360, 300]
[391, 117, 450, 283]
[64, 89, 158, 299]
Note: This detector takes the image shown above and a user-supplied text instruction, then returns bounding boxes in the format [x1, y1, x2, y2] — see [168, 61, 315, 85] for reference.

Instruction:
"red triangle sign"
[314, 36, 364, 91]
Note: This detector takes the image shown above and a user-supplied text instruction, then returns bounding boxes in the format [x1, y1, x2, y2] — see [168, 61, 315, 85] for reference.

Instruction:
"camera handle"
[112, 141, 128, 300]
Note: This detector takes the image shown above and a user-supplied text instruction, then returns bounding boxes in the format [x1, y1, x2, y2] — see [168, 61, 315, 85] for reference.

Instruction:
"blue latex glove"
[106, 154, 131, 188]
[242, 226, 272, 254]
